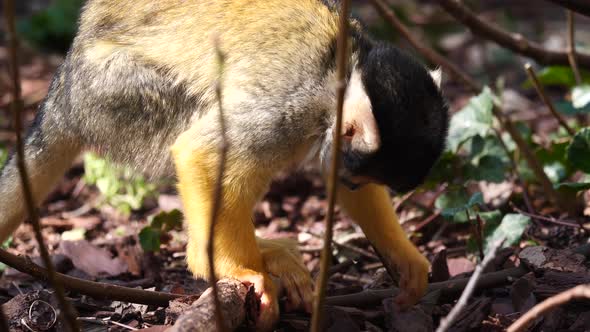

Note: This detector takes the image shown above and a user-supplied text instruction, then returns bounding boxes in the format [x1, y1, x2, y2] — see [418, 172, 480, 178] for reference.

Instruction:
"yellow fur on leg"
[171, 129, 278, 331]
[337, 184, 430, 307]
[257, 238, 313, 312]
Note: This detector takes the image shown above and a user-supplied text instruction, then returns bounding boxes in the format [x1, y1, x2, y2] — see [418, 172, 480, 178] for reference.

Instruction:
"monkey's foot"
[390, 244, 430, 308]
[258, 238, 313, 312]
[233, 268, 279, 332]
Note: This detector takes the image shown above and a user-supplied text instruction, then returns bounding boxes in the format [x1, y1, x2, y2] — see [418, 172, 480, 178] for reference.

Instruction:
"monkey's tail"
[0, 98, 82, 243]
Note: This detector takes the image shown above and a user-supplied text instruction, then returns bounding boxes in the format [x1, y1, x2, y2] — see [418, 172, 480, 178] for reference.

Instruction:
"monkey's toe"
[258, 238, 313, 312]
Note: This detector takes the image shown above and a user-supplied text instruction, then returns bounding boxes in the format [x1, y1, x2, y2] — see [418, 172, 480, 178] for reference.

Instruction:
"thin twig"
[507, 284, 590, 332]
[435, 237, 506, 332]
[109, 320, 139, 331]
[511, 204, 582, 228]
[474, 214, 485, 261]
[2, 1, 79, 331]
[369, 0, 565, 211]
[545, 0, 590, 18]
[411, 210, 442, 233]
[368, 0, 480, 92]
[566, 10, 583, 85]
[0, 248, 182, 306]
[310, 1, 351, 331]
[438, 0, 590, 69]
[524, 63, 575, 136]
[326, 266, 527, 307]
[206, 37, 228, 332]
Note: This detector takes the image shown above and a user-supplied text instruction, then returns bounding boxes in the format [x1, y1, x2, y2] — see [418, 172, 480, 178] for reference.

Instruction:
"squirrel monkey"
[0, 0, 448, 330]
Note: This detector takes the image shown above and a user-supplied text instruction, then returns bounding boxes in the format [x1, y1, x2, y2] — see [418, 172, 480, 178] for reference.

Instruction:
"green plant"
[0, 145, 6, 167]
[83, 153, 156, 215]
[18, 0, 84, 52]
[139, 209, 183, 252]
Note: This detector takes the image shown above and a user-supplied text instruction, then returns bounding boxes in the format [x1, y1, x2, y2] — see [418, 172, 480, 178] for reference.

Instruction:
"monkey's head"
[337, 42, 449, 193]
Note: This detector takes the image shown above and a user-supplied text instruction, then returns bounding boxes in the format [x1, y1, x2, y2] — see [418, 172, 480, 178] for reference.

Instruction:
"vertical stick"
[310, 1, 351, 331]
[525, 63, 575, 136]
[206, 38, 229, 332]
[2, 1, 79, 331]
[0, 306, 8, 331]
[566, 10, 583, 85]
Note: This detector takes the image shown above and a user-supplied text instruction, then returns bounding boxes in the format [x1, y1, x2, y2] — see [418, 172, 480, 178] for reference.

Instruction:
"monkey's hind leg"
[0, 111, 82, 243]
[171, 125, 279, 331]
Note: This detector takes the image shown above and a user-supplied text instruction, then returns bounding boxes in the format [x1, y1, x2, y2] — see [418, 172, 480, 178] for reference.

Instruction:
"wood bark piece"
[169, 278, 258, 332]
[519, 246, 587, 273]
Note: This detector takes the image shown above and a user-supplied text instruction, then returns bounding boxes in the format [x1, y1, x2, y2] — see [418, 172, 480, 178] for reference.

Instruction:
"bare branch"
[0, 248, 181, 306]
[435, 238, 506, 332]
[206, 37, 229, 332]
[368, 0, 480, 92]
[507, 284, 590, 332]
[524, 63, 575, 136]
[2, 1, 79, 330]
[310, 0, 351, 331]
[545, 0, 590, 18]
[438, 0, 590, 69]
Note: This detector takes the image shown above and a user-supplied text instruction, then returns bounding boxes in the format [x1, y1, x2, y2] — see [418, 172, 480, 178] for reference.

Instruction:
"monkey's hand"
[389, 241, 430, 308]
[258, 238, 314, 312]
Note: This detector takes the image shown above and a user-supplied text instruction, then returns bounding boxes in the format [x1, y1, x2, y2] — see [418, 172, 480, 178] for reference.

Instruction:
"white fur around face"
[430, 68, 442, 89]
[342, 69, 380, 154]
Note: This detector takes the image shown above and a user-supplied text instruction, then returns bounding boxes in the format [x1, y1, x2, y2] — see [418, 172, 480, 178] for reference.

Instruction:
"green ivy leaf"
[543, 162, 567, 184]
[139, 227, 161, 252]
[149, 209, 183, 231]
[555, 101, 590, 115]
[447, 87, 494, 152]
[567, 128, 590, 173]
[467, 156, 507, 183]
[572, 85, 590, 109]
[523, 66, 590, 88]
[439, 192, 484, 220]
[483, 213, 530, 254]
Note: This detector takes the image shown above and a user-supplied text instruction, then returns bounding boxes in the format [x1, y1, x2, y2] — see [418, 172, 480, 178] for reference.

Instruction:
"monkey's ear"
[430, 68, 443, 89]
[342, 70, 380, 155]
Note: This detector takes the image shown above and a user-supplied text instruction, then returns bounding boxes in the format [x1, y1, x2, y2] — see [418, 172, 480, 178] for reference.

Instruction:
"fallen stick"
[436, 238, 505, 332]
[169, 279, 258, 332]
[0, 249, 181, 306]
[507, 284, 590, 332]
[325, 266, 527, 307]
